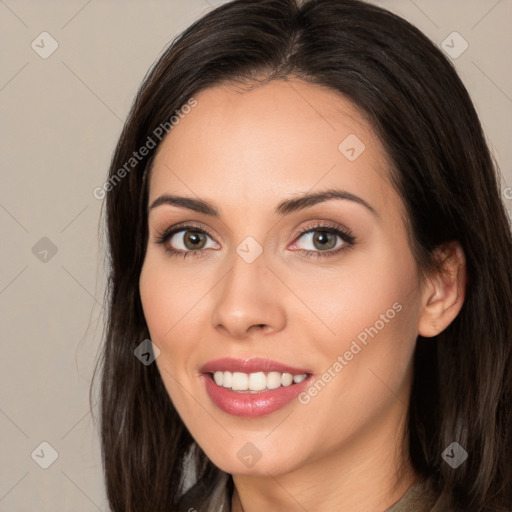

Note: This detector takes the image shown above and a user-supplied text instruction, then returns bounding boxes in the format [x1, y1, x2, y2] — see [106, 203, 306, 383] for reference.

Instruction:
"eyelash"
[154, 221, 356, 260]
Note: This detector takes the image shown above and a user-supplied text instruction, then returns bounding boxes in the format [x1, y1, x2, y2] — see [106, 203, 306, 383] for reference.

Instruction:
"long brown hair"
[92, 0, 512, 510]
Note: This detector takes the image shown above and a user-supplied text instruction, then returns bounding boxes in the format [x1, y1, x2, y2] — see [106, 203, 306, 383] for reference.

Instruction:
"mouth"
[206, 370, 309, 393]
[200, 357, 314, 417]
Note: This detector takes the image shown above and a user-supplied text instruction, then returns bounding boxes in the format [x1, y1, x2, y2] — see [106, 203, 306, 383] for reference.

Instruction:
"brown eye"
[155, 225, 219, 258]
[181, 230, 208, 250]
[289, 222, 356, 260]
[310, 231, 338, 251]
[295, 229, 346, 252]
[167, 229, 217, 252]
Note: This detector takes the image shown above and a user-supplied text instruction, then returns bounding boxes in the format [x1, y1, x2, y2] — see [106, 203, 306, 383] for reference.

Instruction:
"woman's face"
[139, 79, 425, 477]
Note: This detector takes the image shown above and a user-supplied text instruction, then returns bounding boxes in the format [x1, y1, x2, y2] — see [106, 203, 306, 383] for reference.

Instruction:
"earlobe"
[418, 241, 467, 338]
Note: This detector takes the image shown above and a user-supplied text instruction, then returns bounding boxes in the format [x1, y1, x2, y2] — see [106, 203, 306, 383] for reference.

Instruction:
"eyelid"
[155, 219, 350, 243]
[154, 220, 217, 241]
[289, 220, 355, 244]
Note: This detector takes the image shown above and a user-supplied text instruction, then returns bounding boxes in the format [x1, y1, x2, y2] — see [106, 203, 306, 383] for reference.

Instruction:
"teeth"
[267, 371, 282, 389]
[248, 372, 267, 391]
[223, 371, 232, 388]
[232, 372, 248, 391]
[212, 370, 308, 392]
[213, 372, 223, 386]
[281, 373, 293, 386]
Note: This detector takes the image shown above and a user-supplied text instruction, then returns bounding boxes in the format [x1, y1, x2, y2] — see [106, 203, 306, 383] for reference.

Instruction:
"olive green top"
[384, 479, 445, 511]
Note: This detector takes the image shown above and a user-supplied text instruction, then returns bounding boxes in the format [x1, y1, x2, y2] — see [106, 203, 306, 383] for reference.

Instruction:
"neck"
[232, 459, 418, 512]
[230, 406, 418, 512]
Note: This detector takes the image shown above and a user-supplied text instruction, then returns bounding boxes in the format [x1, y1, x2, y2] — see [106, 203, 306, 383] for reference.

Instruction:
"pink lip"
[199, 358, 313, 417]
[199, 357, 311, 375]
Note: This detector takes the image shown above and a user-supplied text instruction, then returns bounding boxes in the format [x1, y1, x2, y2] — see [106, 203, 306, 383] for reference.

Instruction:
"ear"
[418, 241, 467, 337]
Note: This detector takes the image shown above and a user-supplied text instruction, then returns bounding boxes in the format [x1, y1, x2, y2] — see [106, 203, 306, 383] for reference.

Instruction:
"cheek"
[338, 247, 420, 373]
[293, 255, 420, 448]
[139, 261, 171, 340]
[310, 244, 422, 408]
[300, 245, 419, 351]
[139, 256, 203, 342]
[139, 259, 193, 408]
[139, 255, 210, 388]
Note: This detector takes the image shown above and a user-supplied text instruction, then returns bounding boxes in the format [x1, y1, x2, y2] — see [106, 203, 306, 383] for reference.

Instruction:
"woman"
[93, 0, 512, 510]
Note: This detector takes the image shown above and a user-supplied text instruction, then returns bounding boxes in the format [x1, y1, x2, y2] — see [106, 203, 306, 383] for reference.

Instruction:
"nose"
[211, 249, 287, 340]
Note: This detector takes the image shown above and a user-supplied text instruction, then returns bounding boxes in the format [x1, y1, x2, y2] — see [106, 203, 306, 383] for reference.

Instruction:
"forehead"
[148, 79, 396, 215]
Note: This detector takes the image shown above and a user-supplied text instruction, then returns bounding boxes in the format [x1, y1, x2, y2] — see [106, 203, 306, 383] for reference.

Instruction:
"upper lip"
[200, 357, 311, 375]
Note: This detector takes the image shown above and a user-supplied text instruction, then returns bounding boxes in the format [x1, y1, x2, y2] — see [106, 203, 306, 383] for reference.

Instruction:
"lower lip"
[202, 373, 313, 417]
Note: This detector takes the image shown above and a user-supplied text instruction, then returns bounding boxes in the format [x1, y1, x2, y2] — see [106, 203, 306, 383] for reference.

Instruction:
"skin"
[139, 79, 466, 511]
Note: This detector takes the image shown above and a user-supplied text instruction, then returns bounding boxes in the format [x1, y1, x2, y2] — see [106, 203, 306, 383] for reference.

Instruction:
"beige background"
[1, 0, 511, 510]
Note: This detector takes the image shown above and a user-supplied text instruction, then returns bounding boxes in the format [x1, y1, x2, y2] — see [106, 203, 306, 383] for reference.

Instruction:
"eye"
[154, 224, 219, 259]
[290, 221, 356, 259]
[154, 221, 356, 260]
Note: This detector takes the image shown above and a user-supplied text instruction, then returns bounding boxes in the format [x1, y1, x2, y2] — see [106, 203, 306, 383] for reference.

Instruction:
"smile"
[200, 358, 314, 417]
[211, 370, 308, 392]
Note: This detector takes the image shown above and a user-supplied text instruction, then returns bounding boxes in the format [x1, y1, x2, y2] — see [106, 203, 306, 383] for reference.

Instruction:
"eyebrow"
[148, 188, 377, 217]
